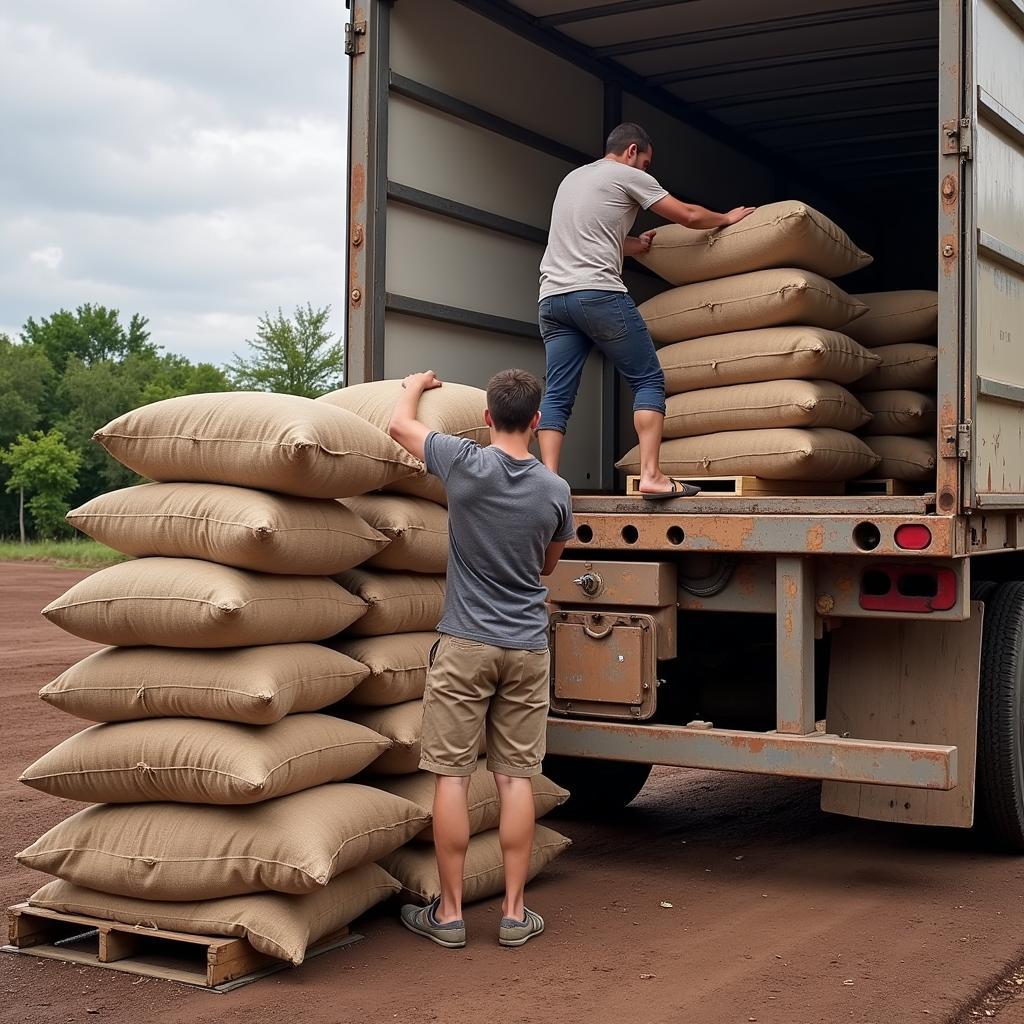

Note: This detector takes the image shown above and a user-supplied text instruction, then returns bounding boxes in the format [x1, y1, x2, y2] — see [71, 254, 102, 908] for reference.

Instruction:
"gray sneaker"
[400, 897, 466, 948]
[498, 907, 544, 947]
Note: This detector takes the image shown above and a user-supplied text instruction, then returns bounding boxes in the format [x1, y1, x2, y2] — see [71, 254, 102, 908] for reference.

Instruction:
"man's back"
[424, 433, 573, 651]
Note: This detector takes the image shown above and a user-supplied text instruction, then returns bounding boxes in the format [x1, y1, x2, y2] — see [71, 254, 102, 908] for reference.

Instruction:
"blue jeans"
[537, 290, 666, 434]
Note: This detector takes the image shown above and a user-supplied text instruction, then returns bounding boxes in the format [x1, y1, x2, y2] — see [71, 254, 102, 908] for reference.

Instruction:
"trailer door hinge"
[941, 421, 972, 459]
[345, 19, 367, 56]
[942, 118, 972, 157]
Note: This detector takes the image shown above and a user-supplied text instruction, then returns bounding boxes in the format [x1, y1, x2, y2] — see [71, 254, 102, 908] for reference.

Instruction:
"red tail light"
[894, 524, 932, 550]
[859, 565, 956, 612]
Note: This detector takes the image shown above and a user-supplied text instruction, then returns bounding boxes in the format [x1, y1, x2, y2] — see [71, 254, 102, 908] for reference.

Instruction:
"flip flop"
[641, 478, 702, 500]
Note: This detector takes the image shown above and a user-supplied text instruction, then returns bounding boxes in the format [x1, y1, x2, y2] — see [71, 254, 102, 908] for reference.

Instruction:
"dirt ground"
[3, 562, 1024, 1024]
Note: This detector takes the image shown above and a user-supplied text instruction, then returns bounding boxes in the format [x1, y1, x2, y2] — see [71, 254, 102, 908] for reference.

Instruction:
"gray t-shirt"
[424, 432, 574, 651]
[539, 159, 668, 301]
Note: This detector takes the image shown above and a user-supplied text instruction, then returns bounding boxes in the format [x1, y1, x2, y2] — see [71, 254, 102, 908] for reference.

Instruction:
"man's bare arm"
[541, 540, 567, 577]
[650, 196, 756, 230]
[387, 370, 442, 463]
[623, 229, 657, 257]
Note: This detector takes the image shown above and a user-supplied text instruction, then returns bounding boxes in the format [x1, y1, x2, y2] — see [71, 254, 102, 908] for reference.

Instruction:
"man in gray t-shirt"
[538, 121, 755, 498]
[387, 367, 572, 950]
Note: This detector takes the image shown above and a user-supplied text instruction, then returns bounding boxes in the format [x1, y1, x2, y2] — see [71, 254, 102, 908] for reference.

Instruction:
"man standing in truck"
[538, 122, 755, 498]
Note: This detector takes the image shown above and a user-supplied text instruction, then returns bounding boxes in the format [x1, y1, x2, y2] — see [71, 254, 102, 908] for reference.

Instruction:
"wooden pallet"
[2, 903, 362, 992]
[625, 474, 843, 497]
[844, 478, 926, 496]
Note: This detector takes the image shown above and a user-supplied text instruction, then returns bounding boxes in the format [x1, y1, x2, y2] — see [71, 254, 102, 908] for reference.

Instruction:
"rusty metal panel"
[775, 556, 816, 734]
[821, 604, 983, 827]
[965, 0, 1024, 506]
[550, 610, 658, 720]
[568, 511, 961, 557]
[545, 559, 677, 606]
[545, 719, 957, 790]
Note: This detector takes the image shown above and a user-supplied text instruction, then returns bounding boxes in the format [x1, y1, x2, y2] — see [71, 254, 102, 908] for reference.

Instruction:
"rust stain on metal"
[941, 233, 957, 277]
[941, 174, 958, 209]
[350, 161, 366, 209]
[685, 517, 756, 548]
[783, 610, 794, 639]
[805, 525, 825, 552]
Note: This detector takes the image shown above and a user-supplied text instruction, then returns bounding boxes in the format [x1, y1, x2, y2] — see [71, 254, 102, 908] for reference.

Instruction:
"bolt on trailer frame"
[345, 0, 1024, 827]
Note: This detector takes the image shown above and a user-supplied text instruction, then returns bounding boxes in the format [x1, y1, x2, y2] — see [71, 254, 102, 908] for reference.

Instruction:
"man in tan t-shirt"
[538, 122, 755, 498]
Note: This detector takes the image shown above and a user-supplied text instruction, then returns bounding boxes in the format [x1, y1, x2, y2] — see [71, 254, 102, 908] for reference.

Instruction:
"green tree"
[228, 304, 343, 398]
[21, 304, 154, 375]
[1, 430, 81, 541]
[0, 334, 55, 445]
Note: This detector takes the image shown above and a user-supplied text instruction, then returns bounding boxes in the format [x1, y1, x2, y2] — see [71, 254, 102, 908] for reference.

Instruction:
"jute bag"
[29, 863, 401, 966]
[380, 825, 571, 904]
[333, 569, 446, 637]
[844, 290, 938, 346]
[659, 327, 880, 395]
[17, 783, 429, 900]
[342, 495, 448, 574]
[68, 483, 389, 575]
[663, 380, 869, 439]
[617, 428, 880, 481]
[864, 436, 936, 481]
[855, 343, 938, 391]
[341, 700, 428, 775]
[318, 380, 488, 506]
[376, 759, 569, 841]
[38, 643, 369, 724]
[42, 558, 366, 647]
[330, 632, 438, 706]
[20, 714, 389, 804]
[637, 201, 872, 285]
[93, 392, 421, 499]
[858, 390, 937, 436]
[638, 269, 867, 345]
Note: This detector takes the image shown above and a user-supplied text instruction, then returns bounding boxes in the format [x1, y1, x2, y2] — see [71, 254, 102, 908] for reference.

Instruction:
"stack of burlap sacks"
[14, 387, 568, 967]
[616, 201, 935, 486]
[843, 291, 939, 483]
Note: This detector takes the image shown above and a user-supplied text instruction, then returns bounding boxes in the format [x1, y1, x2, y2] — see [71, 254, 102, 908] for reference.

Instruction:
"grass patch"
[0, 539, 128, 569]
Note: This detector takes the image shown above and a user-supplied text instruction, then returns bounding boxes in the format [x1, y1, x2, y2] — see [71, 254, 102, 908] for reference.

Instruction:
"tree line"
[0, 303, 344, 540]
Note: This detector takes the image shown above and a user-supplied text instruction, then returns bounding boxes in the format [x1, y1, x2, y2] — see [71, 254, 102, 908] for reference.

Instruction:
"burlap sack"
[659, 328, 880, 395]
[333, 569, 445, 637]
[638, 269, 866, 345]
[29, 863, 400, 966]
[342, 495, 448, 574]
[17, 783, 429, 900]
[38, 643, 369, 724]
[617, 428, 880, 481]
[330, 632, 438, 706]
[380, 825, 571, 904]
[637, 201, 872, 285]
[93, 392, 422, 499]
[376, 759, 569, 842]
[341, 700, 426, 775]
[68, 483, 389, 575]
[663, 380, 868, 439]
[42, 558, 366, 648]
[845, 290, 938, 346]
[864, 436, 936, 481]
[855, 343, 938, 391]
[386, 472, 449, 507]
[858, 390, 937, 436]
[20, 714, 389, 804]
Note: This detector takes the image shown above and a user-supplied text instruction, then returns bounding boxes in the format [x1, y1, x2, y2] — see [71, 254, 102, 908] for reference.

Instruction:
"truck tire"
[972, 579, 998, 603]
[976, 581, 1024, 850]
[542, 755, 652, 815]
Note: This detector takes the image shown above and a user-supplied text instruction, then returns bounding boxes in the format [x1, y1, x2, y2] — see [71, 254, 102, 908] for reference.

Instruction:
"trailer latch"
[345, 19, 367, 56]
[942, 118, 972, 157]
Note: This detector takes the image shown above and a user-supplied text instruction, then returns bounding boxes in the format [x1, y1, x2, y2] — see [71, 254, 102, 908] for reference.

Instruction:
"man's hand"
[723, 206, 756, 226]
[401, 370, 443, 392]
[638, 229, 657, 252]
[624, 230, 657, 258]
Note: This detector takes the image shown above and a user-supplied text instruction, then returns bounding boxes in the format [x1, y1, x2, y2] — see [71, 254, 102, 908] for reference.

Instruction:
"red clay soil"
[2, 561, 1024, 1024]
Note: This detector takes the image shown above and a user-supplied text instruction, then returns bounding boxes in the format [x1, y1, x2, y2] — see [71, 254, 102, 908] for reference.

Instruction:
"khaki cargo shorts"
[419, 634, 550, 778]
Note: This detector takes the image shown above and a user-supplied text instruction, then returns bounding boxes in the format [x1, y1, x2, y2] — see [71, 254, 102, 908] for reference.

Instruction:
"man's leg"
[433, 774, 472, 923]
[538, 294, 593, 476]
[634, 408, 672, 494]
[494, 773, 535, 922]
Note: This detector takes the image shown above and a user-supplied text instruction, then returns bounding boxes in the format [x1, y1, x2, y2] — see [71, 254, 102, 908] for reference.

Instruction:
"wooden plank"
[821, 606, 984, 827]
[98, 927, 142, 963]
[625, 474, 843, 497]
[207, 936, 283, 987]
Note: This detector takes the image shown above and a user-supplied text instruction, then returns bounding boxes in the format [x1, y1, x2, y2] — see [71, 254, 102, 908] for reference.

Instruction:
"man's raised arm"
[650, 196, 756, 231]
[387, 370, 442, 463]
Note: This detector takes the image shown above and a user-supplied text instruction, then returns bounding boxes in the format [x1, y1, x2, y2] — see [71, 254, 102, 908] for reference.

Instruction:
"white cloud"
[0, 1, 349, 364]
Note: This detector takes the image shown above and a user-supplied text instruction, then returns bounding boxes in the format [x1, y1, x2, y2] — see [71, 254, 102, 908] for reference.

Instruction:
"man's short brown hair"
[486, 369, 542, 432]
[605, 122, 653, 156]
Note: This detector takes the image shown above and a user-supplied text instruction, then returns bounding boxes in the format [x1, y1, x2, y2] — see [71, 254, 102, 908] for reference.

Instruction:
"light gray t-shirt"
[424, 432, 574, 651]
[539, 159, 668, 301]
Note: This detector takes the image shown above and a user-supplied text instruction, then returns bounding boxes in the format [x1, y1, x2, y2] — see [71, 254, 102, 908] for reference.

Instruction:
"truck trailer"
[344, 0, 1024, 846]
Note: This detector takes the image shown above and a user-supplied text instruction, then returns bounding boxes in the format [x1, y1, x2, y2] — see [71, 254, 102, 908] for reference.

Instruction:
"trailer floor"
[2, 562, 1024, 1024]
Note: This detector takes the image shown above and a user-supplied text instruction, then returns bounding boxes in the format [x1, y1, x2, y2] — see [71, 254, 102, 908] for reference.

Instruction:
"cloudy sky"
[1, 1, 349, 365]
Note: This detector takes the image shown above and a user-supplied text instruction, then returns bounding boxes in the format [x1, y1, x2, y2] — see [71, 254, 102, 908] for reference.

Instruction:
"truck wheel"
[972, 579, 998, 603]
[976, 581, 1024, 850]
[542, 756, 652, 815]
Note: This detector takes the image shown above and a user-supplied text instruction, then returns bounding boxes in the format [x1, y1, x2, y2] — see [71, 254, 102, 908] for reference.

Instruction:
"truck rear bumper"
[546, 718, 958, 791]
